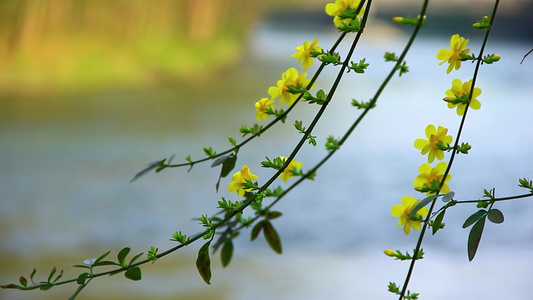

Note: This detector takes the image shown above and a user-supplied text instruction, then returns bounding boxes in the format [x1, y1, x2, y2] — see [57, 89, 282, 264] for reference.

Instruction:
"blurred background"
[1, 0, 533, 299]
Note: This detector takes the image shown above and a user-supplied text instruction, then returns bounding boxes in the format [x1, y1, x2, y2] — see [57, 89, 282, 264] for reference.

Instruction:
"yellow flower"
[391, 196, 429, 234]
[254, 98, 274, 121]
[291, 39, 323, 70]
[413, 162, 451, 195]
[267, 68, 312, 107]
[278, 156, 302, 183]
[228, 165, 259, 197]
[443, 78, 481, 116]
[414, 125, 453, 163]
[325, 0, 364, 29]
[437, 34, 470, 73]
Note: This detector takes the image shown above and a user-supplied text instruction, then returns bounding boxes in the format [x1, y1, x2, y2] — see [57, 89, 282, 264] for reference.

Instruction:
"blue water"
[1, 22, 533, 299]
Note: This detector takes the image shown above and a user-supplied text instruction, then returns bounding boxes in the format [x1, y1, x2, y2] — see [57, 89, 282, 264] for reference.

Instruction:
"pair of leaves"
[251, 220, 282, 255]
[463, 209, 504, 261]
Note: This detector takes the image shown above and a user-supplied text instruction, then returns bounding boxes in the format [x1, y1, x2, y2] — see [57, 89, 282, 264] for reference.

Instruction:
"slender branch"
[399, 1, 499, 299]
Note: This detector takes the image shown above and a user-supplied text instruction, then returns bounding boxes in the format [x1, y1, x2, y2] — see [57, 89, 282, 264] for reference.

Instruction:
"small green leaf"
[220, 239, 234, 268]
[432, 210, 446, 235]
[39, 282, 53, 290]
[53, 269, 63, 283]
[196, 241, 212, 284]
[263, 221, 282, 254]
[30, 269, 36, 283]
[129, 252, 144, 266]
[467, 216, 486, 261]
[267, 211, 283, 220]
[220, 154, 237, 178]
[124, 267, 142, 281]
[47, 267, 56, 283]
[19, 276, 27, 287]
[463, 210, 487, 228]
[76, 273, 89, 285]
[92, 251, 111, 266]
[408, 195, 438, 221]
[251, 220, 265, 241]
[117, 247, 131, 266]
[487, 209, 504, 224]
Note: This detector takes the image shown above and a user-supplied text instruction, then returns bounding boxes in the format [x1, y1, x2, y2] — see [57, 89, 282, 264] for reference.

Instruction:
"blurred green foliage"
[0, 0, 275, 94]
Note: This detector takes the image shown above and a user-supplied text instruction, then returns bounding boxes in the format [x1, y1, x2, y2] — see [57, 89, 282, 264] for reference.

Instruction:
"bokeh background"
[1, 0, 533, 299]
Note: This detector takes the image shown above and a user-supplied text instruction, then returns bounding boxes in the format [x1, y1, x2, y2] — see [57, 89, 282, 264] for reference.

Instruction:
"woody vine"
[2, 0, 532, 299]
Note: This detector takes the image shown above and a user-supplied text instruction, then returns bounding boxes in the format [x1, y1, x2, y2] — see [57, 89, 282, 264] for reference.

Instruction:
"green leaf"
[263, 221, 282, 254]
[76, 273, 89, 285]
[463, 210, 487, 228]
[267, 211, 283, 220]
[53, 269, 63, 283]
[220, 239, 234, 268]
[196, 241, 212, 284]
[19, 276, 27, 287]
[129, 252, 144, 266]
[251, 220, 265, 241]
[220, 154, 237, 178]
[92, 251, 111, 266]
[407, 195, 438, 221]
[487, 209, 504, 224]
[468, 216, 486, 261]
[39, 282, 53, 290]
[30, 269, 36, 283]
[432, 210, 446, 235]
[117, 247, 131, 266]
[124, 267, 142, 281]
[47, 267, 56, 283]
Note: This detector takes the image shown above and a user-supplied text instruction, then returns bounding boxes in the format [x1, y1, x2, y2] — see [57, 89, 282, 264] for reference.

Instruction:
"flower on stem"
[391, 196, 429, 234]
[437, 34, 470, 73]
[443, 78, 481, 116]
[291, 39, 323, 70]
[414, 125, 453, 163]
[254, 98, 275, 121]
[228, 165, 259, 197]
[413, 162, 451, 195]
[278, 156, 303, 183]
[325, 0, 364, 29]
[268, 68, 312, 107]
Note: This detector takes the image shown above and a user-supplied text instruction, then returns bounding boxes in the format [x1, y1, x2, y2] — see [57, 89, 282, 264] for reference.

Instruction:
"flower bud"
[392, 17, 404, 24]
[383, 249, 399, 257]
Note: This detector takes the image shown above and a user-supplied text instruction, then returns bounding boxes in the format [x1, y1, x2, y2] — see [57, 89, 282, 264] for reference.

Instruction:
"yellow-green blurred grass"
[0, 0, 263, 95]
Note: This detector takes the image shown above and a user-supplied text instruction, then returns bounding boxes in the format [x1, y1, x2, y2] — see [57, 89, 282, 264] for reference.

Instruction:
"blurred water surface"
[1, 21, 533, 299]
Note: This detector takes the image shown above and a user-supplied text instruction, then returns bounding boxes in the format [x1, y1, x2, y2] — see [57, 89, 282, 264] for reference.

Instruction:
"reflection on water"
[2, 24, 533, 299]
